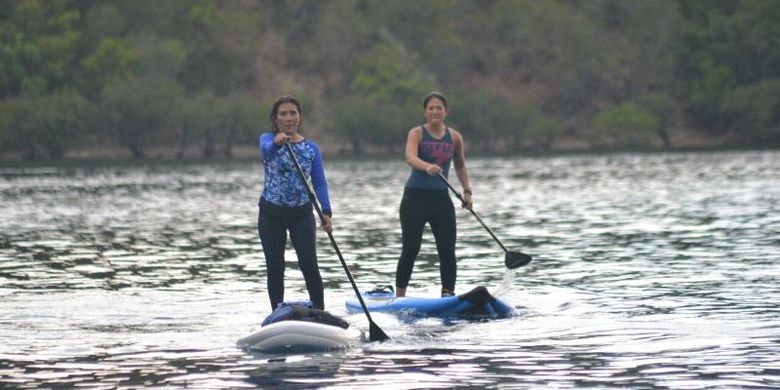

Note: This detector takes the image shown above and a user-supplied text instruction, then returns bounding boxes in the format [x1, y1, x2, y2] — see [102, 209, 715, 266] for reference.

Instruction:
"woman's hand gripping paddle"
[284, 143, 389, 342]
[438, 173, 532, 269]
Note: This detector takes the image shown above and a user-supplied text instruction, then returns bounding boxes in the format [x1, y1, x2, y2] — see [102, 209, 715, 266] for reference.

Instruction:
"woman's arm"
[309, 143, 333, 233]
[451, 130, 472, 209]
[309, 143, 332, 216]
[259, 132, 281, 159]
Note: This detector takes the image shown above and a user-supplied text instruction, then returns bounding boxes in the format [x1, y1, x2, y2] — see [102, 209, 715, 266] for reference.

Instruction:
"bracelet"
[463, 189, 472, 195]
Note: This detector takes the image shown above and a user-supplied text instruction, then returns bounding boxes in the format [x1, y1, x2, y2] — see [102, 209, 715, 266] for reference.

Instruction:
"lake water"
[1, 150, 779, 389]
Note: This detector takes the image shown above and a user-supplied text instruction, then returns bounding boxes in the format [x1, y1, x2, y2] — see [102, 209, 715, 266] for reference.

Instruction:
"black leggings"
[396, 188, 457, 292]
[258, 205, 324, 310]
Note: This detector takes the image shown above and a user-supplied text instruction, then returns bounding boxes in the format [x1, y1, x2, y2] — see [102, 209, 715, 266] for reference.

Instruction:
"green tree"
[361, 0, 462, 84]
[79, 37, 142, 98]
[219, 95, 265, 157]
[351, 28, 436, 104]
[688, 60, 736, 129]
[178, 93, 220, 158]
[721, 79, 780, 145]
[0, 89, 89, 159]
[175, 0, 260, 95]
[328, 27, 435, 154]
[3, 0, 780, 160]
[677, 0, 780, 135]
[177, 93, 262, 158]
[0, 0, 83, 97]
[100, 77, 184, 159]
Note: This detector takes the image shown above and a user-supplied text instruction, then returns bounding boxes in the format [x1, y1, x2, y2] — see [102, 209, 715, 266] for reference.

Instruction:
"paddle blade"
[505, 251, 533, 269]
[368, 322, 390, 342]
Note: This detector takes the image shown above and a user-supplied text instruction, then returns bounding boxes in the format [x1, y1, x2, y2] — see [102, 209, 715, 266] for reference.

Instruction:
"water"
[1, 151, 779, 389]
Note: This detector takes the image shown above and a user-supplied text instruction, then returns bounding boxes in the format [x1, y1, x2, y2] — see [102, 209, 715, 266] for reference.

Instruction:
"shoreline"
[2, 144, 777, 168]
[1, 131, 775, 164]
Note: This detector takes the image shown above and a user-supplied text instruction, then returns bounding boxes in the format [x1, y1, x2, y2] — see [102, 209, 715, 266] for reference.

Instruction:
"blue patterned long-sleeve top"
[259, 132, 332, 216]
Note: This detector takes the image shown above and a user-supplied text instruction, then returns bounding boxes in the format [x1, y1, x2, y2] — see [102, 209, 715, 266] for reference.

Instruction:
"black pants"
[396, 188, 457, 292]
[258, 202, 324, 310]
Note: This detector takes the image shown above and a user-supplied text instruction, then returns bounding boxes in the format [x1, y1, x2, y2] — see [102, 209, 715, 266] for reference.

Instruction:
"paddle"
[283, 142, 390, 342]
[438, 172, 533, 269]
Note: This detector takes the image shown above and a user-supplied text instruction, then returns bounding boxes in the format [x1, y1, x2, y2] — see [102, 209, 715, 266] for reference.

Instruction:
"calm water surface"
[1, 151, 779, 389]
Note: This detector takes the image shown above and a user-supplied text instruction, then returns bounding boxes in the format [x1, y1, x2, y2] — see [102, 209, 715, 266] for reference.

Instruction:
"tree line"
[1, 0, 778, 160]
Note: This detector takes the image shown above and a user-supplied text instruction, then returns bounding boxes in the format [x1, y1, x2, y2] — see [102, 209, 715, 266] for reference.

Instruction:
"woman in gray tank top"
[395, 92, 473, 298]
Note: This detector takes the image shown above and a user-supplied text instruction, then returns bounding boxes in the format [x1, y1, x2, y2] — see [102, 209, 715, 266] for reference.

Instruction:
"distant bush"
[590, 103, 661, 148]
[636, 93, 679, 148]
[329, 95, 412, 154]
[99, 77, 184, 159]
[176, 93, 263, 158]
[446, 91, 562, 153]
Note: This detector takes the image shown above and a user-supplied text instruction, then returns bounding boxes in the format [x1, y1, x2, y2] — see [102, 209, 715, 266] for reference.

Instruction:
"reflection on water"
[1, 151, 779, 388]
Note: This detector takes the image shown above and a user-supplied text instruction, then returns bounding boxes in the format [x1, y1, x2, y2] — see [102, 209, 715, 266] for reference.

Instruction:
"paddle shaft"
[283, 143, 388, 341]
[438, 172, 510, 253]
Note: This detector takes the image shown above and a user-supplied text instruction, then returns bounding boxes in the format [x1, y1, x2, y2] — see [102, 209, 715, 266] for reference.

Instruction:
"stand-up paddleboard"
[238, 302, 364, 352]
[237, 320, 363, 352]
[345, 285, 514, 319]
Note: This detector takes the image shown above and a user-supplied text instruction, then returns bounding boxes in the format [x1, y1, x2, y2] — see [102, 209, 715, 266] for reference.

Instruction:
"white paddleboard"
[237, 320, 364, 352]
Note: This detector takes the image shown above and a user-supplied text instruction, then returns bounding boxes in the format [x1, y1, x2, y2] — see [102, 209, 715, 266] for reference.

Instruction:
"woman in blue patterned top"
[258, 95, 332, 310]
[396, 92, 473, 298]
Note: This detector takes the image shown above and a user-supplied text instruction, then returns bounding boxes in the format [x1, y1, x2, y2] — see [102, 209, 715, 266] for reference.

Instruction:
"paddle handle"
[438, 172, 510, 254]
[283, 143, 387, 340]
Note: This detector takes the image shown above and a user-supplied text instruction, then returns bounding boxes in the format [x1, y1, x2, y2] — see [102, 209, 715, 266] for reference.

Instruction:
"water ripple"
[2, 151, 779, 388]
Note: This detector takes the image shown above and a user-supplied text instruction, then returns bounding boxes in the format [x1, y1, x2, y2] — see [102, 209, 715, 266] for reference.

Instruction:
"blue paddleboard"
[345, 285, 514, 319]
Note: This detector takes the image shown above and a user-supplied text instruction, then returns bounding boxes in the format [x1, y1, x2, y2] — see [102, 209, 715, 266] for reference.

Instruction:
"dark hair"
[270, 95, 304, 133]
[423, 92, 448, 110]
